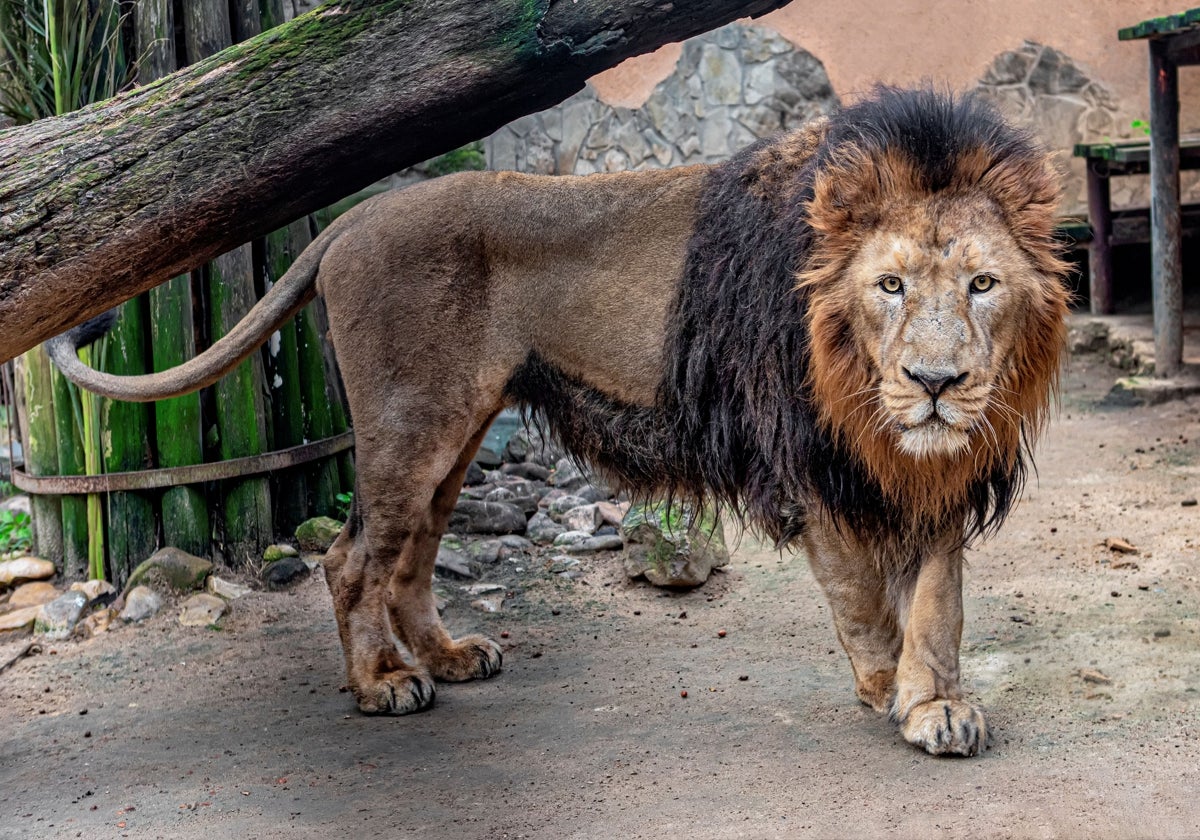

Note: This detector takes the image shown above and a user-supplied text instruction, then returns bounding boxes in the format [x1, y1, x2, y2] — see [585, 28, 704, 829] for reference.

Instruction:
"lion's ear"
[806, 145, 911, 248]
[976, 151, 1066, 277]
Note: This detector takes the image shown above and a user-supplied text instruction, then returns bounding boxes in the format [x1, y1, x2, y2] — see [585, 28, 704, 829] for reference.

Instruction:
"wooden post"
[1085, 161, 1114, 315]
[49, 370, 88, 578]
[100, 281, 157, 585]
[207, 251, 274, 565]
[1149, 38, 1183, 377]
[296, 307, 341, 516]
[262, 222, 309, 533]
[14, 350, 64, 565]
[139, 0, 211, 557]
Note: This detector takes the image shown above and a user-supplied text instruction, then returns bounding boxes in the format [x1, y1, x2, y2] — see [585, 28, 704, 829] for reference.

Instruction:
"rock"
[8, 581, 60, 607]
[564, 534, 625, 554]
[561, 504, 602, 534]
[0, 605, 40, 633]
[464, 461, 486, 486]
[448, 500, 527, 535]
[0, 557, 55, 588]
[465, 583, 505, 596]
[553, 530, 593, 549]
[120, 586, 163, 622]
[595, 525, 619, 538]
[474, 445, 502, 469]
[262, 556, 310, 590]
[498, 535, 533, 551]
[575, 484, 614, 504]
[548, 556, 580, 574]
[69, 579, 116, 603]
[484, 486, 517, 503]
[460, 483, 494, 500]
[471, 596, 504, 613]
[465, 539, 503, 565]
[80, 607, 116, 637]
[263, 544, 299, 563]
[435, 547, 473, 578]
[538, 488, 568, 509]
[207, 576, 253, 600]
[1103, 536, 1138, 555]
[595, 501, 630, 527]
[548, 494, 590, 519]
[622, 502, 729, 588]
[526, 512, 565, 545]
[295, 517, 343, 552]
[501, 462, 551, 482]
[548, 459, 590, 493]
[0, 495, 30, 516]
[126, 547, 211, 594]
[34, 591, 88, 640]
[178, 593, 228, 627]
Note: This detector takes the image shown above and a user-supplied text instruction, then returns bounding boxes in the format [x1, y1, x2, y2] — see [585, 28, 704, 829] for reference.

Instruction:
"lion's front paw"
[896, 699, 990, 756]
[427, 634, 503, 682]
[354, 669, 437, 715]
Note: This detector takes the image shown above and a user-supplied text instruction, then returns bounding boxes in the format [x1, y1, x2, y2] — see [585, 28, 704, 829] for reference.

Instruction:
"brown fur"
[48, 89, 1069, 757]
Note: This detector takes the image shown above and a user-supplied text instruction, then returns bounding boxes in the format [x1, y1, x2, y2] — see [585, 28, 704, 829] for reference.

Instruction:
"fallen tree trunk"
[0, 0, 789, 362]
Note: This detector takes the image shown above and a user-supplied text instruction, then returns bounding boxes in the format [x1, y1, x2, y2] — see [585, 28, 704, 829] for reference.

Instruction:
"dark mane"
[507, 87, 1046, 552]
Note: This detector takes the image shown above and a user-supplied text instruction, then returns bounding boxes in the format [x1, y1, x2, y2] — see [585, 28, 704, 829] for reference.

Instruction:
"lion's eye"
[878, 275, 904, 294]
[970, 274, 997, 294]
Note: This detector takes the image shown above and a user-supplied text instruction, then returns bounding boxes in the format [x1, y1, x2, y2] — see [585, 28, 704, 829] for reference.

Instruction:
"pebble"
[0, 557, 55, 588]
[552, 530, 593, 549]
[126, 547, 212, 593]
[465, 583, 505, 596]
[498, 535, 533, 551]
[465, 539, 503, 565]
[1154, 628, 1172, 638]
[525, 512, 566, 545]
[471, 596, 504, 613]
[501, 462, 551, 482]
[178, 593, 228, 627]
[548, 495, 590, 521]
[262, 556, 310, 590]
[120, 586, 163, 622]
[561, 504, 602, 534]
[1182, 499, 1197, 507]
[34, 591, 88, 640]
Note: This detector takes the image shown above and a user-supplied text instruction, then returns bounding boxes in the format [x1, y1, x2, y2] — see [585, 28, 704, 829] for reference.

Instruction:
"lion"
[49, 87, 1069, 756]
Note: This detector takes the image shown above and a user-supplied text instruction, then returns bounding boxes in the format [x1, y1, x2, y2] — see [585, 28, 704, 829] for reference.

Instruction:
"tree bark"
[0, 0, 789, 363]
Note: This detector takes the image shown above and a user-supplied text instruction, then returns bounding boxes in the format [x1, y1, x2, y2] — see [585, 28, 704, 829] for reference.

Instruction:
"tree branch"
[0, 0, 790, 362]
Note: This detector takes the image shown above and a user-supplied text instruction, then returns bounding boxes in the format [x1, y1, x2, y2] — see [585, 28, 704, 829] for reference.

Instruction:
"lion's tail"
[47, 226, 337, 403]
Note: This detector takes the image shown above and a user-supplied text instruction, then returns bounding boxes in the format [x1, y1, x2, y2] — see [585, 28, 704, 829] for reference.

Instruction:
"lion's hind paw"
[897, 699, 990, 757]
[428, 635, 503, 682]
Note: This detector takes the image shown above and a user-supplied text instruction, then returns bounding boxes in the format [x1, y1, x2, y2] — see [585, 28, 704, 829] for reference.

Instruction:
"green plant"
[423, 142, 487, 177]
[1132, 119, 1151, 137]
[335, 490, 353, 521]
[0, 509, 32, 555]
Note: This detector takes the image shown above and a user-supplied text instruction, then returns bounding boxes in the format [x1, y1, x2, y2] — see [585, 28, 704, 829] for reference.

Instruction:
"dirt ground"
[2, 335, 1199, 840]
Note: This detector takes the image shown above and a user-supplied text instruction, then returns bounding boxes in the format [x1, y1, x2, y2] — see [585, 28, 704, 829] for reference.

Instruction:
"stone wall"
[485, 24, 838, 176]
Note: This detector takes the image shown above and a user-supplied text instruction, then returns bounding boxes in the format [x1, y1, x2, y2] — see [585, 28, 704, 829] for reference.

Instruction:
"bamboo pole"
[207, 251, 274, 565]
[99, 301, 157, 585]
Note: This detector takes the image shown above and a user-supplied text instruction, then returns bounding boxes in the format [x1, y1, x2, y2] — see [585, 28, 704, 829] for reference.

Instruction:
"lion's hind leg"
[802, 523, 901, 714]
[383, 416, 504, 684]
[323, 407, 503, 715]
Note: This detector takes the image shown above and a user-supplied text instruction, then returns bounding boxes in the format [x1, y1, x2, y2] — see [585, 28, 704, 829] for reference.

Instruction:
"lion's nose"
[904, 366, 968, 398]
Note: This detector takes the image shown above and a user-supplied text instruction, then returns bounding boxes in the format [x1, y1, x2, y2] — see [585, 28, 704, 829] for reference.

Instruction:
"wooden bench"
[1073, 138, 1200, 313]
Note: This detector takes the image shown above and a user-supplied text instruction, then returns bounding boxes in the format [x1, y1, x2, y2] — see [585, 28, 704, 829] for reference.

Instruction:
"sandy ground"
[1, 345, 1199, 840]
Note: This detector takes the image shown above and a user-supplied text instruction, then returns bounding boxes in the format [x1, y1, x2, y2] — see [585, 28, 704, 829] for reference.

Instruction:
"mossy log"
[0, 0, 789, 362]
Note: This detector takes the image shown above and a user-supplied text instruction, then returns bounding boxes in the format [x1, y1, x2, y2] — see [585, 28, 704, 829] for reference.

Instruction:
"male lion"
[51, 87, 1068, 756]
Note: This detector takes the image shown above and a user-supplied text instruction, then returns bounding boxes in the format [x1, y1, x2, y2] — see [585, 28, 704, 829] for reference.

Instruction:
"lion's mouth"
[895, 413, 971, 458]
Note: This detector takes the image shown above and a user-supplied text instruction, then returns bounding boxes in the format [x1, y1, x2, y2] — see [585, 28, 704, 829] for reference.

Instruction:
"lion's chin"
[896, 421, 971, 459]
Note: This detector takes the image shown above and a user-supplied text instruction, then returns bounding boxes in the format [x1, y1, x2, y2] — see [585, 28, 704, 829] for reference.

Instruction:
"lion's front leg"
[803, 523, 902, 713]
[890, 537, 989, 757]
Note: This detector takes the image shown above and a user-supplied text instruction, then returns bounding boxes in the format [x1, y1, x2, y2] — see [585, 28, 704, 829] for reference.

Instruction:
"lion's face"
[846, 195, 1037, 459]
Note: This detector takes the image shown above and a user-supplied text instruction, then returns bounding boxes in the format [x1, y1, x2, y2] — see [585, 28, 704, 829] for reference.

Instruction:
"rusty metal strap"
[11, 431, 355, 495]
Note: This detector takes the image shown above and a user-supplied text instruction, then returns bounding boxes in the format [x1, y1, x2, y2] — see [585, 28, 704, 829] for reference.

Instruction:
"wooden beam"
[1149, 37, 1183, 377]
